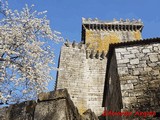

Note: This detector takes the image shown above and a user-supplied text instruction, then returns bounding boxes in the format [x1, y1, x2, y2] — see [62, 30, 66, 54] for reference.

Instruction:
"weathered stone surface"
[144, 67, 152, 72]
[116, 48, 127, 52]
[131, 49, 139, 53]
[121, 84, 134, 90]
[120, 76, 138, 80]
[38, 89, 69, 101]
[82, 109, 98, 120]
[116, 52, 121, 59]
[0, 89, 100, 120]
[130, 59, 139, 65]
[124, 54, 135, 59]
[118, 67, 128, 75]
[117, 59, 129, 64]
[56, 45, 106, 115]
[142, 48, 150, 53]
[123, 97, 137, 104]
[149, 54, 158, 62]
[84, 24, 142, 52]
[107, 42, 160, 120]
[5, 101, 36, 120]
[35, 99, 69, 120]
[132, 70, 140, 75]
[35, 89, 82, 120]
[0, 107, 8, 120]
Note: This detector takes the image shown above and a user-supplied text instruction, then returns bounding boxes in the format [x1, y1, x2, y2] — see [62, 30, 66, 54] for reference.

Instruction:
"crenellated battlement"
[63, 40, 86, 49]
[82, 18, 143, 24]
[63, 40, 107, 59]
[82, 18, 143, 32]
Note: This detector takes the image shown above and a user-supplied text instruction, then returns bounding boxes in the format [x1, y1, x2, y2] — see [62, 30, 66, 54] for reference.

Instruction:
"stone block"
[116, 52, 122, 59]
[146, 45, 153, 49]
[122, 91, 129, 97]
[117, 59, 129, 64]
[118, 67, 128, 75]
[124, 54, 136, 59]
[144, 67, 152, 72]
[153, 46, 158, 51]
[131, 49, 139, 53]
[123, 97, 137, 104]
[35, 89, 82, 120]
[120, 76, 138, 80]
[133, 91, 144, 96]
[134, 84, 147, 89]
[116, 48, 127, 52]
[148, 63, 157, 67]
[118, 64, 127, 67]
[4, 100, 36, 120]
[38, 89, 69, 101]
[121, 84, 134, 90]
[136, 53, 145, 58]
[127, 80, 138, 83]
[152, 70, 160, 75]
[130, 59, 139, 64]
[82, 109, 99, 120]
[126, 47, 134, 50]
[132, 69, 140, 75]
[149, 54, 158, 62]
[149, 83, 159, 88]
[142, 49, 150, 53]
[120, 52, 131, 55]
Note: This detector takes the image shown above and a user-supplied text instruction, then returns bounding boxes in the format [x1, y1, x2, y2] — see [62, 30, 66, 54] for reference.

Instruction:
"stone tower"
[82, 18, 143, 52]
[56, 18, 143, 115]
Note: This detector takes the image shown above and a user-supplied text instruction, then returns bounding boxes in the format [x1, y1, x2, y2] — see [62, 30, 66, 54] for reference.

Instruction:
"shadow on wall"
[132, 87, 160, 111]
[126, 85, 160, 119]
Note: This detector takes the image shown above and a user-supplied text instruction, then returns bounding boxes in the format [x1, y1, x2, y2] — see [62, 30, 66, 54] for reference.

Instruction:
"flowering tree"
[0, 1, 63, 104]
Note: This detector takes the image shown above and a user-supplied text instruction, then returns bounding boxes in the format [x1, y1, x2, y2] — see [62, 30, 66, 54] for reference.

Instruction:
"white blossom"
[0, 0, 63, 104]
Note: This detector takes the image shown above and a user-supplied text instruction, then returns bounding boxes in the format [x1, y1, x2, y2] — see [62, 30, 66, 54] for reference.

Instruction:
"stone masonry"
[103, 39, 160, 119]
[116, 42, 160, 112]
[0, 89, 98, 120]
[56, 43, 107, 115]
[56, 18, 144, 116]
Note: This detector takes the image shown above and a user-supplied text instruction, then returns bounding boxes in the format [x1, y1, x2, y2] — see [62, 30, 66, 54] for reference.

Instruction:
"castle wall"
[0, 89, 96, 120]
[56, 18, 144, 116]
[103, 41, 160, 119]
[85, 56, 107, 114]
[112, 42, 160, 112]
[85, 29, 142, 53]
[56, 44, 107, 115]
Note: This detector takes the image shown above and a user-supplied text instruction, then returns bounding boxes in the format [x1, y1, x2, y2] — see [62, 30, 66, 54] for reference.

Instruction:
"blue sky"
[7, 0, 160, 90]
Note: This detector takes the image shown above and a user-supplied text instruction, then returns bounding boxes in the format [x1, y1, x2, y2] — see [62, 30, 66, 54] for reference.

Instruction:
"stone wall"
[103, 41, 160, 119]
[56, 43, 107, 115]
[115, 43, 160, 112]
[0, 89, 98, 120]
[82, 18, 143, 53]
[56, 18, 144, 116]
[85, 29, 142, 53]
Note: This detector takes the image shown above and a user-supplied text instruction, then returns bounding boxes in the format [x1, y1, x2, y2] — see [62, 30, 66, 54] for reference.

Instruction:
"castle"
[55, 18, 146, 115]
[0, 18, 159, 120]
